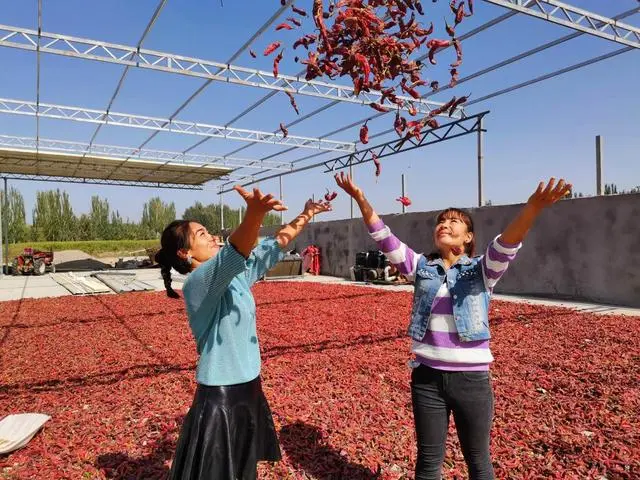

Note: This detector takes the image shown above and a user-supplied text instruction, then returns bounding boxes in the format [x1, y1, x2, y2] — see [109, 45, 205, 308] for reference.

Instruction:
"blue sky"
[0, 0, 638, 225]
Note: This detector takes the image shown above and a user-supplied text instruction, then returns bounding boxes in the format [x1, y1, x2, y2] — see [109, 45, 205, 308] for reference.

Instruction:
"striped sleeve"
[367, 220, 419, 281]
[481, 235, 522, 292]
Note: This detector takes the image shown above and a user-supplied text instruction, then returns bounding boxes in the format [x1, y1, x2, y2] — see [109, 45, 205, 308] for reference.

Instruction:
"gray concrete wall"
[261, 194, 640, 308]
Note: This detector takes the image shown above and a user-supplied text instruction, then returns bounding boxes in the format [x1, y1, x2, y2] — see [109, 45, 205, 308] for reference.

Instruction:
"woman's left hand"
[304, 199, 332, 217]
[527, 178, 573, 211]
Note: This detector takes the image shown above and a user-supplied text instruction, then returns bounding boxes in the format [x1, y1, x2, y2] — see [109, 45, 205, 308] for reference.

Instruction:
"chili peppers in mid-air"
[291, 4, 307, 16]
[279, 123, 289, 137]
[263, 41, 281, 56]
[249, 50, 257, 58]
[360, 122, 369, 144]
[372, 153, 381, 178]
[396, 196, 412, 207]
[285, 91, 300, 115]
[324, 189, 338, 201]
[273, 50, 284, 78]
[276, 22, 294, 31]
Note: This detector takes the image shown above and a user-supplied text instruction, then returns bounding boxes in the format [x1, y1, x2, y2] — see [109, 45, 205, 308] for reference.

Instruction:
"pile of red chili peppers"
[263, 0, 474, 178]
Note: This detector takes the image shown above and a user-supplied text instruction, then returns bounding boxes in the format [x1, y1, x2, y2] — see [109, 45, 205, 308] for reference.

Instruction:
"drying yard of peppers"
[1, 0, 639, 479]
[1, 282, 638, 479]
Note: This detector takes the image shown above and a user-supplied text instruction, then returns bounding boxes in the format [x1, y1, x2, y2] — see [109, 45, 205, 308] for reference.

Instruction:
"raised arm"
[499, 178, 572, 245]
[335, 172, 420, 279]
[228, 186, 287, 258]
[483, 178, 572, 292]
[245, 199, 332, 285]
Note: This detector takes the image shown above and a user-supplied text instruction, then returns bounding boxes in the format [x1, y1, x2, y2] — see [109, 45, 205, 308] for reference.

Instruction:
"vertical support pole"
[219, 191, 224, 231]
[279, 175, 284, 225]
[596, 135, 603, 196]
[2, 177, 6, 276]
[312, 194, 315, 223]
[477, 116, 484, 207]
[0, 178, 3, 279]
[349, 161, 354, 219]
[401, 174, 406, 214]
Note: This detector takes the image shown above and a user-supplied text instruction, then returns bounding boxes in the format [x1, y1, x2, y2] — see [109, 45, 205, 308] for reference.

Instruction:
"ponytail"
[156, 249, 180, 299]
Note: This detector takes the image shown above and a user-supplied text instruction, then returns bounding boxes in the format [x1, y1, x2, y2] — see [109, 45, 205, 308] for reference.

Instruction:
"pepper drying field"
[0, 282, 638, 479]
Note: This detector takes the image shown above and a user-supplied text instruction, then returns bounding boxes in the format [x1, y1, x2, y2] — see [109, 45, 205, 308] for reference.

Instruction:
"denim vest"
[408, 254, 490, 342]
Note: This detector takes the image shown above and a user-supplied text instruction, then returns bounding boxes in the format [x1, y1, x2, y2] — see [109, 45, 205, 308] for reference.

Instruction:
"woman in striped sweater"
[335, 172, 572, 480]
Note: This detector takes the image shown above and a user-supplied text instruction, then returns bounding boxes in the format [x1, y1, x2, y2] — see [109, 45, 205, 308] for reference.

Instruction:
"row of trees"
[0, 188, 281, 243]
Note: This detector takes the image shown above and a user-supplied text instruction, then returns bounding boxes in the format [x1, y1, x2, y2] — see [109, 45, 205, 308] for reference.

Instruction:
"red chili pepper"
[369, 102, 390, 113]
[468, 0, 474, 15]
[449, 0, 458, 14]
[445, 20, 456, 37]
[287, 17, 302, 27]
[263, 41, 281, 56]
[448, 94, 469, 116]
[408, 103, 417, 116]
[280, 0, 286, 5]
[324, 189, 338, 201]
[279, 123, 289, 138]
[355, 53, 371, 82]
[249, 50, 257, 58]
[430, 80, 439, 91]
[292, 4, 307, 16]
[451, 39, 463, 67]
[273, 50, 284, 78]
[449, 67, 459, 87]
[455, 2, 466, 25]
[285, 91, 300, 115]
[360, 122, 369, 144]
[425, 118, 439, 129]
[372, 153, 381, 178]
[276, 22, 294, 31]
[415, 1, 424, 15]
[396, 196, 412, 206]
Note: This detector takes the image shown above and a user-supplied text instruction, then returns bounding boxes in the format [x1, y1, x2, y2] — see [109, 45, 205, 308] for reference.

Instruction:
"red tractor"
[11, 248, 55, 275]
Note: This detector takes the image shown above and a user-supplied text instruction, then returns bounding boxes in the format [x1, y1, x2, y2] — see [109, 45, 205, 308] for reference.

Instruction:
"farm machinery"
[11, 248, 55, 275]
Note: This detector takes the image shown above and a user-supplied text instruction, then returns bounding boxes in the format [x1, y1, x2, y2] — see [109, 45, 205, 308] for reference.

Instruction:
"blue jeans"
[411, 364, 495, 480]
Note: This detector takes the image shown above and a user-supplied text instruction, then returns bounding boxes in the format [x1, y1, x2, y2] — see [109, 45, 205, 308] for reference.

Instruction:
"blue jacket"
[409, 254, 490, 342]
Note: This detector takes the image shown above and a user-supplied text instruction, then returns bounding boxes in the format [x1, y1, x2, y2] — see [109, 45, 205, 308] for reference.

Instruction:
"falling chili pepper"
[467, 0, 474, 15]
[408, 103, 418, 116]
[249, 50, 257, 58]
[427, 39, 451, 65]
[425, 118, 439, 129]
[360, 122, 369, 144]
[451, 38, 463, 67]
[455, 2, 466, 25]
[449, 67, 459, 87]
[369, 102, 390, 113]
[445, 20, 456, 37]
[372, 153, 381, 178]
[396, 196, 412, 206]
[264, 41, 281, 56]
[287, 17, 302, 27]
[280, 0, 286, 5]
[279, 123, 289, 138]
[285, 91, 300, 115]
[415, 1, 424, 15]
[324, 189, 338, 201]
[273, 50, 284, 78]
[448, 94, 469, 116]
[276, 22, 294, 31]
[292, 4, 307, 16]
[430, 80, 439, 91]
[449, 0, 458, 14]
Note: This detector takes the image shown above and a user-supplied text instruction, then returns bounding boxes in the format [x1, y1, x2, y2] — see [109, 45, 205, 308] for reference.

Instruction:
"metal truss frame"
[219, 112, 488, 194]
[483, 0, 640, 49]
[0, 98, 355, 153]
[0, 24, 461, 119]
[0, 135, 288, 174]
[0, 173, 204, 190]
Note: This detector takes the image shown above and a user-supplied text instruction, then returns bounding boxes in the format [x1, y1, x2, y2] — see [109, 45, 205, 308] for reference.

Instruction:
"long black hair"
[155, 220, 194, 298]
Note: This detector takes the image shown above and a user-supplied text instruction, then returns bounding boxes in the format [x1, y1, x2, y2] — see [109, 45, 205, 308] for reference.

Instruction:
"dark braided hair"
[155, 220, 194, 298]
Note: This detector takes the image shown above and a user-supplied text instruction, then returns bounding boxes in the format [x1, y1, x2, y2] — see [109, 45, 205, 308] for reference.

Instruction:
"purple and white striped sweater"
[368, 220, 521, 371]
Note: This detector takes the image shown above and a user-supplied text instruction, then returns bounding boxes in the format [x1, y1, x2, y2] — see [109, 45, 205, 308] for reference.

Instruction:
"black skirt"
[169, 376, 281, 480]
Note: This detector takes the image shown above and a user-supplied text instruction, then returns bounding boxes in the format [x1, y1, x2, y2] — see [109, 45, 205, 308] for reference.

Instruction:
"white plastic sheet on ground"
[0, 413, 51, 455]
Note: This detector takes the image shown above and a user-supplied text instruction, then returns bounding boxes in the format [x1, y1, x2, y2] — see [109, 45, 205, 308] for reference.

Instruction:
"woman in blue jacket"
[155, 186, 330, 480]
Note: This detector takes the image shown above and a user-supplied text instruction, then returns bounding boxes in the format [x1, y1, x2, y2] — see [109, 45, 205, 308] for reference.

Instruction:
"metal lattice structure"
[0, 0, 637, 194]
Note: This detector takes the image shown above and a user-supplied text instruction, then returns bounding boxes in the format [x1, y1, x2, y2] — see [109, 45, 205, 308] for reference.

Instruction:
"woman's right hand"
[334, 172, 364, 201]
[233, 186, 288, 214]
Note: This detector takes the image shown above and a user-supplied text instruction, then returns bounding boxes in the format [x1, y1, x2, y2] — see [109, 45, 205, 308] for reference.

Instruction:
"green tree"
[89, 196, 110, 240]
[32, 189, 71, 241]
[0, 187, 29, 243]
[141, 197, 176, 238]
